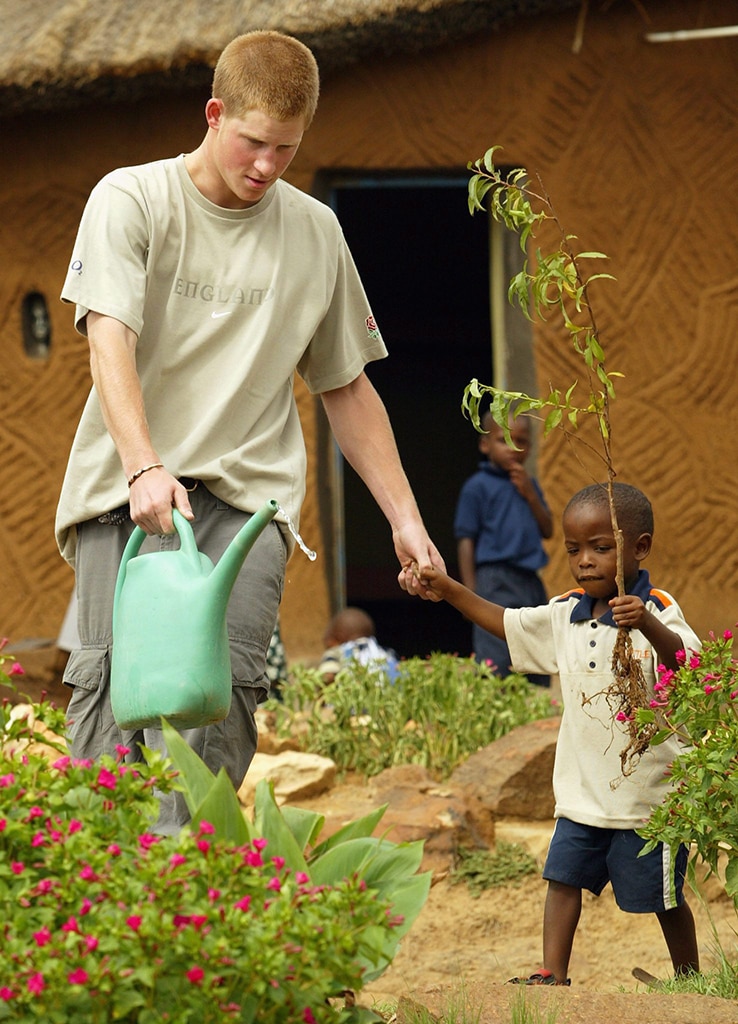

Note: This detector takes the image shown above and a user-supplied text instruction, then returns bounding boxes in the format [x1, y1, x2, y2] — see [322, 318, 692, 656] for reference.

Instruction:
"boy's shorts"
[543, 817, 688, 913]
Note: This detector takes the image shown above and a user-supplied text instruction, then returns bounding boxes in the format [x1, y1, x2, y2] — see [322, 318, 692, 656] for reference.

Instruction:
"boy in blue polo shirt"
[454, 411, 552, 685]
[416, 481, 700, 985]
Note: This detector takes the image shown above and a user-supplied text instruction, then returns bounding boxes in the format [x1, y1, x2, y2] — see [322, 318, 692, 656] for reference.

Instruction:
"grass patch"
[451, 841, 539, 897]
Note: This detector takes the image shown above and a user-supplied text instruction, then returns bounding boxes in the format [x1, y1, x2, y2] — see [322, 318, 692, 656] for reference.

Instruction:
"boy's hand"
[409, 562, 451, 601]
[507, 462, 535, 500]
[609, 594, 647, 629]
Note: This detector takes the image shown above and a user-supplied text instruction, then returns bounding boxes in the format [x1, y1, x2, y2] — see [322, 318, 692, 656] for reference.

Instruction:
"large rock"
[450, 717, 560, 820]
[238, 749, 337, 804]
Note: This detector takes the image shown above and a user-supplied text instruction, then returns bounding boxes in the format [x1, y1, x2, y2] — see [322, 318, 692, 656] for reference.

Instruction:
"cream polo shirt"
[504, 570, 700, 830]
[56, 157, 387, 565]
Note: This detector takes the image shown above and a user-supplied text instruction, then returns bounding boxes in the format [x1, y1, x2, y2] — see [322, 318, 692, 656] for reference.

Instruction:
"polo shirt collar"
[569, 569, 652, 626]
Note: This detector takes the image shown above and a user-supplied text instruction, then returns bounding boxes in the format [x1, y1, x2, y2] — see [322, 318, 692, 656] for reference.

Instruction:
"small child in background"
[319, 607, 400, 685]
[454, 410, 552, 686]
[416, 481, 700, 986]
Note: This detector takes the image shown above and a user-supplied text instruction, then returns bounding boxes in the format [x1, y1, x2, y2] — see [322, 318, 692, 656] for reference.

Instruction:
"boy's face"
[562, 502, 651, 599]
[479, 420, 530, 472]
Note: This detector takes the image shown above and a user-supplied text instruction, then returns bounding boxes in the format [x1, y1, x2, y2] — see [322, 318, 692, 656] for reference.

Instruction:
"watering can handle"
[112, 510, 202, 613]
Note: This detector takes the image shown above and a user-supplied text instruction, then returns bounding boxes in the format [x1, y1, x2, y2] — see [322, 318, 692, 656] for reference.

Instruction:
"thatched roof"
[1, 0, 579, 114]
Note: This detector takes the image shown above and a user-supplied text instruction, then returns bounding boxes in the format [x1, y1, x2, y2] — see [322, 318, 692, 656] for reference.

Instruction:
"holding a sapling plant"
[415, 481, 701, 986]
[412, 148, 705, 986]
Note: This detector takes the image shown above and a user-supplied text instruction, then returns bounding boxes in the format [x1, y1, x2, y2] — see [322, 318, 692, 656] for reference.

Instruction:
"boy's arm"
[508, 465, 553, 538]
[457, 537, 476, 591]
[609, 596, 684, 670]
[414, 565, 506, 638]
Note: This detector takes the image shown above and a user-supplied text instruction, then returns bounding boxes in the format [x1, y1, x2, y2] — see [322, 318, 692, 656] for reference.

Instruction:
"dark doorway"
[328, 177, 492, 659]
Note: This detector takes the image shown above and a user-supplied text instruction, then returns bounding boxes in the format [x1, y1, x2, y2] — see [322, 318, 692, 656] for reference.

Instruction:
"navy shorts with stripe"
[543, 817, 688, 913]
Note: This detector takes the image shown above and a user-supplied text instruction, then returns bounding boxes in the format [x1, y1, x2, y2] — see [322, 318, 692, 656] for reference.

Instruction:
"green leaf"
[310, 803, 389, 860]
[253, 778, 309, 873]
[160, 718, 216, 815]
[280, 803, 325, 852]
[191, 767, 253, 844]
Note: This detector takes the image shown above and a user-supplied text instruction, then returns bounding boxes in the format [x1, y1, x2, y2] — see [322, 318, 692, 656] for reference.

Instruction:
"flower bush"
[0, 645, 430, 1023]
[637, 627, 738, 905]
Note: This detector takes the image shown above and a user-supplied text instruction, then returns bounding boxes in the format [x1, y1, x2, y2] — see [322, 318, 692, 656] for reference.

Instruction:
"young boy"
[318, 607, 399, 685]
[454, 411, 552, 685]
[417, 481, 700, 985]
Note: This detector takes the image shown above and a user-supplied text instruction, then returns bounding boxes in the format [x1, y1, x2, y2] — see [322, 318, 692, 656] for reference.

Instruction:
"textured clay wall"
[1, 0, 737, 660]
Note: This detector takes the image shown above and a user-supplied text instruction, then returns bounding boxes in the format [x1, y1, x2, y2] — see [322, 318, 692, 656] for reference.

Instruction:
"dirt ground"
[360, 818, 738, 1023]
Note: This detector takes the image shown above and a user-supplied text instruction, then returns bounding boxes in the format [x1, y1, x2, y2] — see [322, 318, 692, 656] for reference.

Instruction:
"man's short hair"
[213, 31, 320, 125]
[565, 482, 654, 538]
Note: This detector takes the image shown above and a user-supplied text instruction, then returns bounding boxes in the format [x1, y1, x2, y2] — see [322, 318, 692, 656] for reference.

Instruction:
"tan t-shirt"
[56, 156, 387, 564]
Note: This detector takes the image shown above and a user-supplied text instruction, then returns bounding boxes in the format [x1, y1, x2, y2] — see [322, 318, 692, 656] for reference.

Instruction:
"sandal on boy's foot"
[507, 969, 571, 986]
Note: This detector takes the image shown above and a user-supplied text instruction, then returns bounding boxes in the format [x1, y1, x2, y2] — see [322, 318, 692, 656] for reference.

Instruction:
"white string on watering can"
[276, 503, 317, 561]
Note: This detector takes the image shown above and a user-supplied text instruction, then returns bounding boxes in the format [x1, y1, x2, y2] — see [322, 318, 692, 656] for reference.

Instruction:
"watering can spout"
[111, 498, 281, 731]
[210, 498, 281, 600]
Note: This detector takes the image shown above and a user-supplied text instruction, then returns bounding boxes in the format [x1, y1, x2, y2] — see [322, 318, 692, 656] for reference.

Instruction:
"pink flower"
[234, 895, 251, 912]
[675, 649, 686, 665]
[126, 915, 143, 932]
[197, 839, 211, 854]
[303, 1008, 317, 1023]
[266, 876, 281, 892]
[33, 927, 53, 947]
[296, 871, 310, 885]
[107, 843, 121, 856]
[704, 684, 720, 694]
[724, 630, 733, 640]
[9, 662, 24, 676]
[96, 767, 118, 790]
[253, 838, 268, 851]
[244, 850, 263, 867]
[68, 969, 89, 985]
[11, 861, 24, 875]
[115, 744, 131, 759]
[68, 819, 83, 834]
[138, 834, 158, 850]
[186, 966, 205, 984]
[27, 806, 44, 819]
[62, 917, 80, 934]
[80, 898, 93, 916]
[198, 821, 215, 836]
[27, 973, 44, 995]
[0, 774, 15, 787]
[0, 986, 15, 1001]
[208, 888, 221, 902]
[173, 914, 191, 929]
[170, 853, 187, 867]
[272, 856, 286, 871]
[85, 935, 99, 951]
[36, 879, 53, 894]
[52, 756, 71, 771]
[731, 691, 738, 700]
[688, 655, 701, 670]
[79, 865, 98, 881]
[31, 833, 46, 848]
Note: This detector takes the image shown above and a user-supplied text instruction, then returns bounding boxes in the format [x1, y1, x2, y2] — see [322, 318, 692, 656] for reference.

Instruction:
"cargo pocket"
[63, 646, 110, 693]
[230, 638, 269, 704]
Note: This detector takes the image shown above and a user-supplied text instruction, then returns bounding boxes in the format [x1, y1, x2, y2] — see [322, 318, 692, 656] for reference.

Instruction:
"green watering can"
[111, 499, 279, 731]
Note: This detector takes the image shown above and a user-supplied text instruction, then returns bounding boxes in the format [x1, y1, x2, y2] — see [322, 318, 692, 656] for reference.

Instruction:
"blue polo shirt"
[454, 461, 549, 572]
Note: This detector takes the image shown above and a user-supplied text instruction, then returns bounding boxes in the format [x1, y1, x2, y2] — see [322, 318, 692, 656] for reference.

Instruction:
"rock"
[237, 750, 337, 805]
[450, 717, 560, 820]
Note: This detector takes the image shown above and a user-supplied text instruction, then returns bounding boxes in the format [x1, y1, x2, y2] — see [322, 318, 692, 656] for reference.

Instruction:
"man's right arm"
[87, 311, 193, 534]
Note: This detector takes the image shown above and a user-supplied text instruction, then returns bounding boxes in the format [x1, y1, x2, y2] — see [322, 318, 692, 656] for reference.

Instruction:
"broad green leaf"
[253, 779, 309, 873]
[191, 767, 252, 844]
[310, 803, 388, 860]
[160, 718, 216, 816]
[280, 803, 325, 852]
